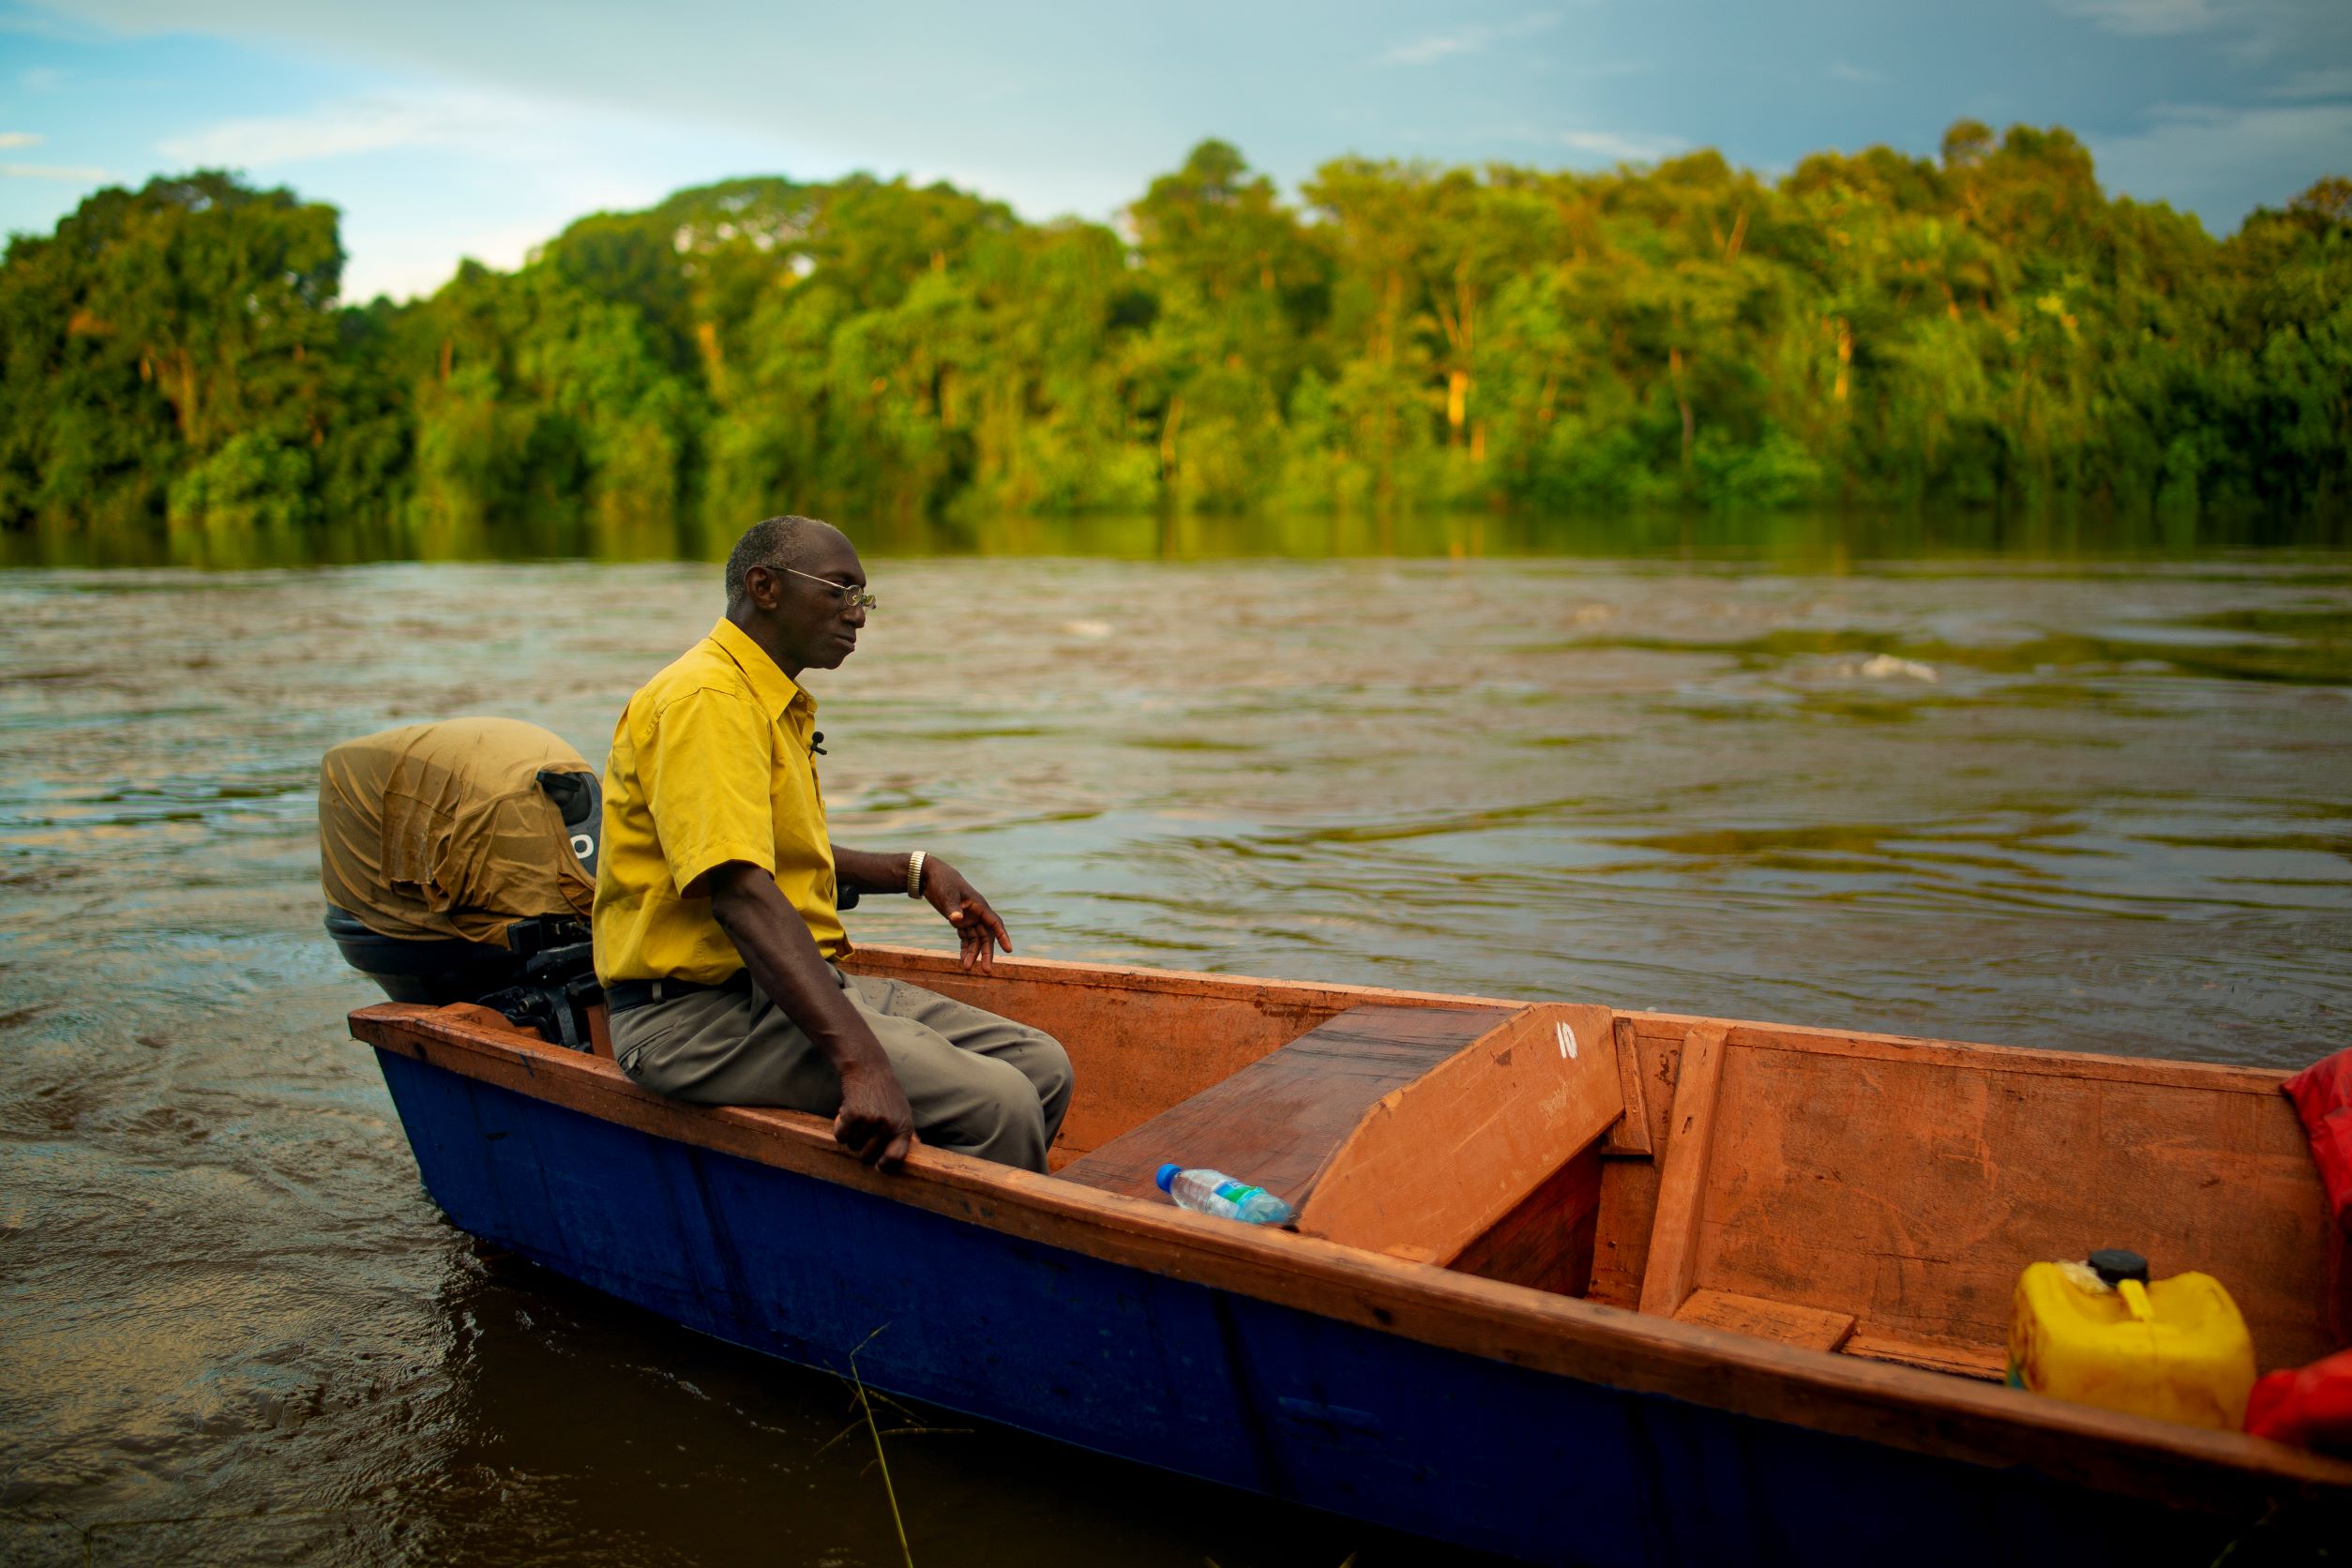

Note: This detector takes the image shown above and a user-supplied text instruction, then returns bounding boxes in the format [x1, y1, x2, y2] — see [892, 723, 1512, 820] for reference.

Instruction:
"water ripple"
[2, 552, 2348, 1564]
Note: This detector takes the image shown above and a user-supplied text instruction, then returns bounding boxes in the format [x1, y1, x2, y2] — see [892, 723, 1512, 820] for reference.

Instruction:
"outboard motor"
[321, 717, 602, 1048]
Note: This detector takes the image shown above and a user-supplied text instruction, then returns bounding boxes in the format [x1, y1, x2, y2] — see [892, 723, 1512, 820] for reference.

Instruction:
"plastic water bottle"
[1156, 1163, 1295, 1226]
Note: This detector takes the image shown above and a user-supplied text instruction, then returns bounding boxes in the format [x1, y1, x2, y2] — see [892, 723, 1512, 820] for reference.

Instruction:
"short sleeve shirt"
[593, 617, 848, 984]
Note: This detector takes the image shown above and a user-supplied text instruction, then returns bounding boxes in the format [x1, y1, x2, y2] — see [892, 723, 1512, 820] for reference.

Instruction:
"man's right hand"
[834, 1059, 916, 1168]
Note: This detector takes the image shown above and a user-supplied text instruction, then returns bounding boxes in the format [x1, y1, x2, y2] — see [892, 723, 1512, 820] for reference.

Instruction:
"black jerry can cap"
[2088, 1248, 2151, 1287]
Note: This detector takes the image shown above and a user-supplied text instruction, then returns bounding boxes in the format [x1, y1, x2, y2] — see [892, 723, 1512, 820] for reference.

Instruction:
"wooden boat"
[351, 946, 2352, 1563]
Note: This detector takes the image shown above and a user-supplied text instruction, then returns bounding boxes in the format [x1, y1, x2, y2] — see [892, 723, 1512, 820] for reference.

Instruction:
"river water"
[3, 532, 2349, 1564]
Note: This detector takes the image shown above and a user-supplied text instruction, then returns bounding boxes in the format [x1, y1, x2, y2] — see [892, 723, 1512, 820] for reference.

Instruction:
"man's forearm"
[832, 845, 916, 896]
[706, 860, 915, 1166]
[708, 863, 887, 1075]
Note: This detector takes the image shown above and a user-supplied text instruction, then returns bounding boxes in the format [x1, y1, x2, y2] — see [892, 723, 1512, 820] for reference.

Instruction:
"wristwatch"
[906, 850, 927, 898]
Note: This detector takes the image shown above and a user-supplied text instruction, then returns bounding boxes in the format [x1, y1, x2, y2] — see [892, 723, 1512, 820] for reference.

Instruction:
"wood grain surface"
[1450, 1144, 1604, 1296]
[1297, 1003, 1622, 1262]
[1695, 1028, 2338, 1371]
[1637, 1024, 1728, 1317]
[1677, 1288, 1858, 1352]
[1054, 1003, 1506, 1208]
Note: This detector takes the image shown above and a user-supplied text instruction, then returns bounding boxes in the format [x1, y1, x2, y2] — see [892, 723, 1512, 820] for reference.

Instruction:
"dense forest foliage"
[2, 124, 2346, 535]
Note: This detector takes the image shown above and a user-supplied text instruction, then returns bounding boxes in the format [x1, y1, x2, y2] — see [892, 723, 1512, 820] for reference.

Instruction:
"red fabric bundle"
[2262, 1048, 2352, 1447]
[2283, 1048, 2352, 1235]
[2246, 1349, 2352, 1451]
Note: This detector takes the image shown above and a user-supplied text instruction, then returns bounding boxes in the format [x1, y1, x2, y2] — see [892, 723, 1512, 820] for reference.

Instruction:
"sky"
[1, 0, 2346, 302]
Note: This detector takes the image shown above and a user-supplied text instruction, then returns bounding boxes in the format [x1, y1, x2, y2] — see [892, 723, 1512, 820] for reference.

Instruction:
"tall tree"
[2, 135, 2344, 535]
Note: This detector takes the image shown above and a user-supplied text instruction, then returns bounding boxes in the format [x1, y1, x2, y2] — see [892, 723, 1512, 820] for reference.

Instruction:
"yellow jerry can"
[2008, 1248, 2255, 1430]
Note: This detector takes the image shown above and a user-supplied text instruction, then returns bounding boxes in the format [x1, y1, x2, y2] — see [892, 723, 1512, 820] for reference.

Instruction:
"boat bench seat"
[1055, 1004, 1507, 1209]
[1058, 1000, 1626, 1278]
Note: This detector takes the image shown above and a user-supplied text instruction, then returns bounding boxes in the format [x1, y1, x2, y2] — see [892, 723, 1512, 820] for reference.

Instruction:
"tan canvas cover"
[321, 717, 595, 947]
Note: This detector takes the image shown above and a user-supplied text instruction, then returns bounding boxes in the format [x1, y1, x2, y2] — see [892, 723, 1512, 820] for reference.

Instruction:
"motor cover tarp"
[321, 717, 594, 947]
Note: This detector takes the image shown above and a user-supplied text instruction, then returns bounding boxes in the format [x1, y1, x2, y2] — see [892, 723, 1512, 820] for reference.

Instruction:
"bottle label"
[1214, 1181, 1265, 1204]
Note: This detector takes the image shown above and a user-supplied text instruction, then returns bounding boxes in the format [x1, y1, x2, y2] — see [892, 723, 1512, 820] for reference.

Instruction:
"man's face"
[752, 531, 869, 674]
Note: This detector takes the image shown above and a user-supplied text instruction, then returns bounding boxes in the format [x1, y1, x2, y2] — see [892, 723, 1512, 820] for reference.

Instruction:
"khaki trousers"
[610, 967, 1072, 1172]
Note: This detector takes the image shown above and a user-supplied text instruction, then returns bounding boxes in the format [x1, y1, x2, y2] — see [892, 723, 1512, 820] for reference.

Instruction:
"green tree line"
[2, 124, 2346, 534]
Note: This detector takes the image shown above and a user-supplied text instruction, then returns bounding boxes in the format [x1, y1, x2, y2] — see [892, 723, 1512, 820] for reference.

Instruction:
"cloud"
[338, 217, 552, 302]
[2267, 66, 2352, 98]
[1470, 116, 1684, 165]
[2053, 0, 2348, 58]
[157, 88, 552, 167]
[1558, 128, 1684, 163]
[0, 132, 44, 148]
[2, 162, 108, 179]
[1827, 61, 1883, 84]
[1565, 59, 1649, 79]
[1381, 12, 1559, 67]
[0, 7, 102, 41]
[2057, 0, 2224, 36]
[2092, 100, 2352, 228]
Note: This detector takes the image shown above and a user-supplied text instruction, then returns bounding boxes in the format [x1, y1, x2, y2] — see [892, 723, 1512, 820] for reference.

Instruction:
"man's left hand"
[921, 858, 1014, 972]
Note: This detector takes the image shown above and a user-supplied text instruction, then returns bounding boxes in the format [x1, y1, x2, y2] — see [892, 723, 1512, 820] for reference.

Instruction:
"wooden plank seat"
[1059, 1001, 1627, 1279]
[1675, 1288, 1857, 1353]
[1056, 1004, 1508, 1208]
[1842, 1333, 2011, 1381]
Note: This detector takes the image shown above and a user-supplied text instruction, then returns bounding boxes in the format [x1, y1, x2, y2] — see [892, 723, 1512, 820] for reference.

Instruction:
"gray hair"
[725, 515, 841, 609]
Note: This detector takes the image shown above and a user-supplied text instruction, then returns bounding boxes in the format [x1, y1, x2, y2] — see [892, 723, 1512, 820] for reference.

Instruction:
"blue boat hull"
[377, 1048, 2254, 1565]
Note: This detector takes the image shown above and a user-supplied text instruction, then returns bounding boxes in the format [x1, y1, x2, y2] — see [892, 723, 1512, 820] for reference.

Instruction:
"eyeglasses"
[783, 565, 879, 613]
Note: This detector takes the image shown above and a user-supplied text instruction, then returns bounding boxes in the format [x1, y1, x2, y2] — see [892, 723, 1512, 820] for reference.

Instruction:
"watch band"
[906, 850, 927, 898]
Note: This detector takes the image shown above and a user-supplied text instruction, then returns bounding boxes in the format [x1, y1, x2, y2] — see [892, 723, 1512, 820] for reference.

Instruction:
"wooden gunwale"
[350, 950, 2352, 1511]
[849, 944, 1516, 1014]
[1627, 1013, 2296, 1095]
[859, 943, 2302, 1096]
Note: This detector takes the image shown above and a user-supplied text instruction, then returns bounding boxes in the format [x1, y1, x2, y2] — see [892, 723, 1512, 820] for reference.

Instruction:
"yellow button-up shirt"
[593, 617, 848, 984]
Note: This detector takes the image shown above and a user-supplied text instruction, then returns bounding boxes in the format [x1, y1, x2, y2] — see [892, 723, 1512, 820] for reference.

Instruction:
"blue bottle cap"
[1156, 1163, 1181, 1193]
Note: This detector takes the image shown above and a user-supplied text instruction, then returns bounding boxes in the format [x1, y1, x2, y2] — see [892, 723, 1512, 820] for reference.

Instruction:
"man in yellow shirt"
[594, 515, 1070, 1171]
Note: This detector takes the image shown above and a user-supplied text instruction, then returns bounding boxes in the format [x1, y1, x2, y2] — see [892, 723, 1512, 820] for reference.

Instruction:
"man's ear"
[742, 562, 782, 611]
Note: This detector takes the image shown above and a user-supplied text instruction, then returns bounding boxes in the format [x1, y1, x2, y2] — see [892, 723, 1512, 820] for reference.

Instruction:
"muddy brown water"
[3, 538, 2349, 1564]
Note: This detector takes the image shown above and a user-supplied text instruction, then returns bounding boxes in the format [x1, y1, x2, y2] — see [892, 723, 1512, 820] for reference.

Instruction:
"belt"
[605, 971, 753, 1014]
